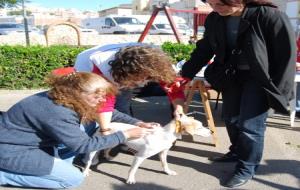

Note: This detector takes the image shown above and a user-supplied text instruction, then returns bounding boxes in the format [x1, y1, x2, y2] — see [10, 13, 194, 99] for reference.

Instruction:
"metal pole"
[22, 0, 30, 46]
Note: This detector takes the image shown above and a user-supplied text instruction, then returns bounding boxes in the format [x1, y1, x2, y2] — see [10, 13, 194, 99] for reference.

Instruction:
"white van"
[81, 15, 146, 34]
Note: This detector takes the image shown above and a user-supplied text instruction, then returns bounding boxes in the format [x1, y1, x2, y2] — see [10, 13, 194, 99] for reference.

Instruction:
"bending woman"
[0, 72, 150, 189]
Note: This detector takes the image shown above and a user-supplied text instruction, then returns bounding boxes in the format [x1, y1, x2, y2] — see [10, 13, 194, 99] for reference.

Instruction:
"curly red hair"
[46, 72, 117, 123]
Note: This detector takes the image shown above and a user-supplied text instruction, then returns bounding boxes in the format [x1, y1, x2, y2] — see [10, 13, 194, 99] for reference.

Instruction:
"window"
[155, 24, 171, 29]
[105, 18, 115, 26]
[113, 17, 142, 25]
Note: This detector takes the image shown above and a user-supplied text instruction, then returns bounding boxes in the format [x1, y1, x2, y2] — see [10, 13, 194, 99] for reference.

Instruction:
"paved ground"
[0, 90, 300, 190]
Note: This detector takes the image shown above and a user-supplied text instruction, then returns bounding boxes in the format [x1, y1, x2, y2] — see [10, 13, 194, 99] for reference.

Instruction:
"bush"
[0, 43, 196, 89]
[0, 45, 88, 89]
[161, 41, 195, 62]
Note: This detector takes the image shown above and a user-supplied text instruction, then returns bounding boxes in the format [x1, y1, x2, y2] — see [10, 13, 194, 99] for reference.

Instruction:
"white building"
[98, 4, 132, 17]
[132, 0, 211, 27]
[132, 0, 150, 14]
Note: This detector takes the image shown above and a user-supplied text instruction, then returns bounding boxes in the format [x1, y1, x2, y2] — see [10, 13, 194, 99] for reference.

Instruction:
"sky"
[28, 0, 132, 11]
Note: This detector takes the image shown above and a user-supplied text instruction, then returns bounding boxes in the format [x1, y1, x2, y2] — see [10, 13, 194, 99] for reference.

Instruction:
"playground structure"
[138, 5, 210, 44]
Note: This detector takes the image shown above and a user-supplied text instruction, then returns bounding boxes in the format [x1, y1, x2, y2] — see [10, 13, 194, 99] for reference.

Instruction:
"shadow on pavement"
[112, 182, 175, 190]
[254, 159, 300, 190]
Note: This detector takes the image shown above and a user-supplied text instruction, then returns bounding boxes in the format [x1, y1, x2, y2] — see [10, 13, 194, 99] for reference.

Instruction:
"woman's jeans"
[0, 123, 97, 189]
[222, 74, 269, 179]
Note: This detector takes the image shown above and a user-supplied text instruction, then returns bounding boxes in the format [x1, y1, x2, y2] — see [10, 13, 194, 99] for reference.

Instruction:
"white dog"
[82, 115, 211, 184]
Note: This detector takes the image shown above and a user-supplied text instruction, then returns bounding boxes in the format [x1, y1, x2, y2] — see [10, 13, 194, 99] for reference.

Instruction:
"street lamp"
[22, 0, 30, 46]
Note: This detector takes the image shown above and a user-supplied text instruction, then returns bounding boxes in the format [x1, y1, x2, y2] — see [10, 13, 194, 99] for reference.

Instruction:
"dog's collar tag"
[175, 120, 182, 133]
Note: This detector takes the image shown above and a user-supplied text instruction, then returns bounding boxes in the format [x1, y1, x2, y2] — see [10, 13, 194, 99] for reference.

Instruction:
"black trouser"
[222, 72, 269, 178]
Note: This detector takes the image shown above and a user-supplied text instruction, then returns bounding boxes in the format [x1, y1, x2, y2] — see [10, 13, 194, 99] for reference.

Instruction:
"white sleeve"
[74, 52, 94, 72]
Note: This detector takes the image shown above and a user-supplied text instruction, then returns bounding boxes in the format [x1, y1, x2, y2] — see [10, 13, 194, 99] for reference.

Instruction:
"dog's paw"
[165, 169, 177, 176]
[126, 177, 136, 184]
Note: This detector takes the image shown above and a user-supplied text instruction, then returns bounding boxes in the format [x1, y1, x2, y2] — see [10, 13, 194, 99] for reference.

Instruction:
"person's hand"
[123, 127, 154, 140]
[174, 104, 184, 120]
[135, 121, 161, 129]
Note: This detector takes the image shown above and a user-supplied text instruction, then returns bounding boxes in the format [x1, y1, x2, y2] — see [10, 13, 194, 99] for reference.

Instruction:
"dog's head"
[177, 115, 211, 137]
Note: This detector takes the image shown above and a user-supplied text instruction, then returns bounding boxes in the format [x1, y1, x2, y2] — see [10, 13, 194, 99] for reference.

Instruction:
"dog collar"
[175, 120, 182, 133]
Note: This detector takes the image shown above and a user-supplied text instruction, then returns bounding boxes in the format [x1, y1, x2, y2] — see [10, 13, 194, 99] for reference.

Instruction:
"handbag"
[204, 49, 241, 92]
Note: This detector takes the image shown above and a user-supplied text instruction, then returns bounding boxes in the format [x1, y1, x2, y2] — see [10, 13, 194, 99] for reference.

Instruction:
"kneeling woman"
[0, 72, 149, 189]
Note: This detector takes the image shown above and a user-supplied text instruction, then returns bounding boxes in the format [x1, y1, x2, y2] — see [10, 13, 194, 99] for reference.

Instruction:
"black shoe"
[223, 176, 250, 188]
[208, 152, 238, 162]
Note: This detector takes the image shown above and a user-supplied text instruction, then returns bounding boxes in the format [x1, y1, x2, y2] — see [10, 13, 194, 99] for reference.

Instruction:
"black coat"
[182, 5, 296, 114]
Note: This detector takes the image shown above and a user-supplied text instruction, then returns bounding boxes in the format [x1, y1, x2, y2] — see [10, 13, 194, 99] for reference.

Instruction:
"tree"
[0, 0, 22, 8]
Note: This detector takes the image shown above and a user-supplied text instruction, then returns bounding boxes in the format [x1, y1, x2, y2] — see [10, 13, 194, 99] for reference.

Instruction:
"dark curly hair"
[109, 46, 176, 87]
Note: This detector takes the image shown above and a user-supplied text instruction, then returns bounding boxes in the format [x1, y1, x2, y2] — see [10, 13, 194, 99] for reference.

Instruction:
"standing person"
[180, 0, 296, 188]
[0, 72, 152, 189]
[74, 43, 187, 134]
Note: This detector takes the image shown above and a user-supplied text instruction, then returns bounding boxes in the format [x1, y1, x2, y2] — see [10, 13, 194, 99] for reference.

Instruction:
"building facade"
[98, 4, 132, 17]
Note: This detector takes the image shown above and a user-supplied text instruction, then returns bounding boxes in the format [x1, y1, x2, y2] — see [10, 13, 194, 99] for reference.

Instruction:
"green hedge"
[0, 42, 195, 89]
[0, 45, 88, 89]
[161, 41, 195, 62]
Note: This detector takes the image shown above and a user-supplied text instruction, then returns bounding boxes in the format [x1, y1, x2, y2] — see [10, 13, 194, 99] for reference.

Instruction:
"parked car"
[81, 15, 145, 34]
[0, 23, 42, 35]
[149, 23, 193, 35]
[149, 23, 173, 35]
[177, 23, 193, 36]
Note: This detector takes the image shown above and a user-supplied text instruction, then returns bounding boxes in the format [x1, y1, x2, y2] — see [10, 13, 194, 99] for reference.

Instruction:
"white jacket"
[74, 42, 145, 84]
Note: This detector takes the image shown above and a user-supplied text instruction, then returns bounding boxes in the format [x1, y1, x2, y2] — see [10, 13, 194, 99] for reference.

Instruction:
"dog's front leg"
[82, 151, 98, 176]
[126, 156, 145, 184]
[159, 149, 177, 175]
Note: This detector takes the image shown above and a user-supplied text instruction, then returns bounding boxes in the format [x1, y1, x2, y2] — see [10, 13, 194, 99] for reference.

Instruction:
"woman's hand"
[123, 127, 154, 140]
[135, 121, 161, 129]
[173, 103, 185, 120]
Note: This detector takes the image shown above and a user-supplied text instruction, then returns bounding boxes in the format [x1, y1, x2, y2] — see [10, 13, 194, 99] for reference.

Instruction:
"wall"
[0, 32, 191, 46]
